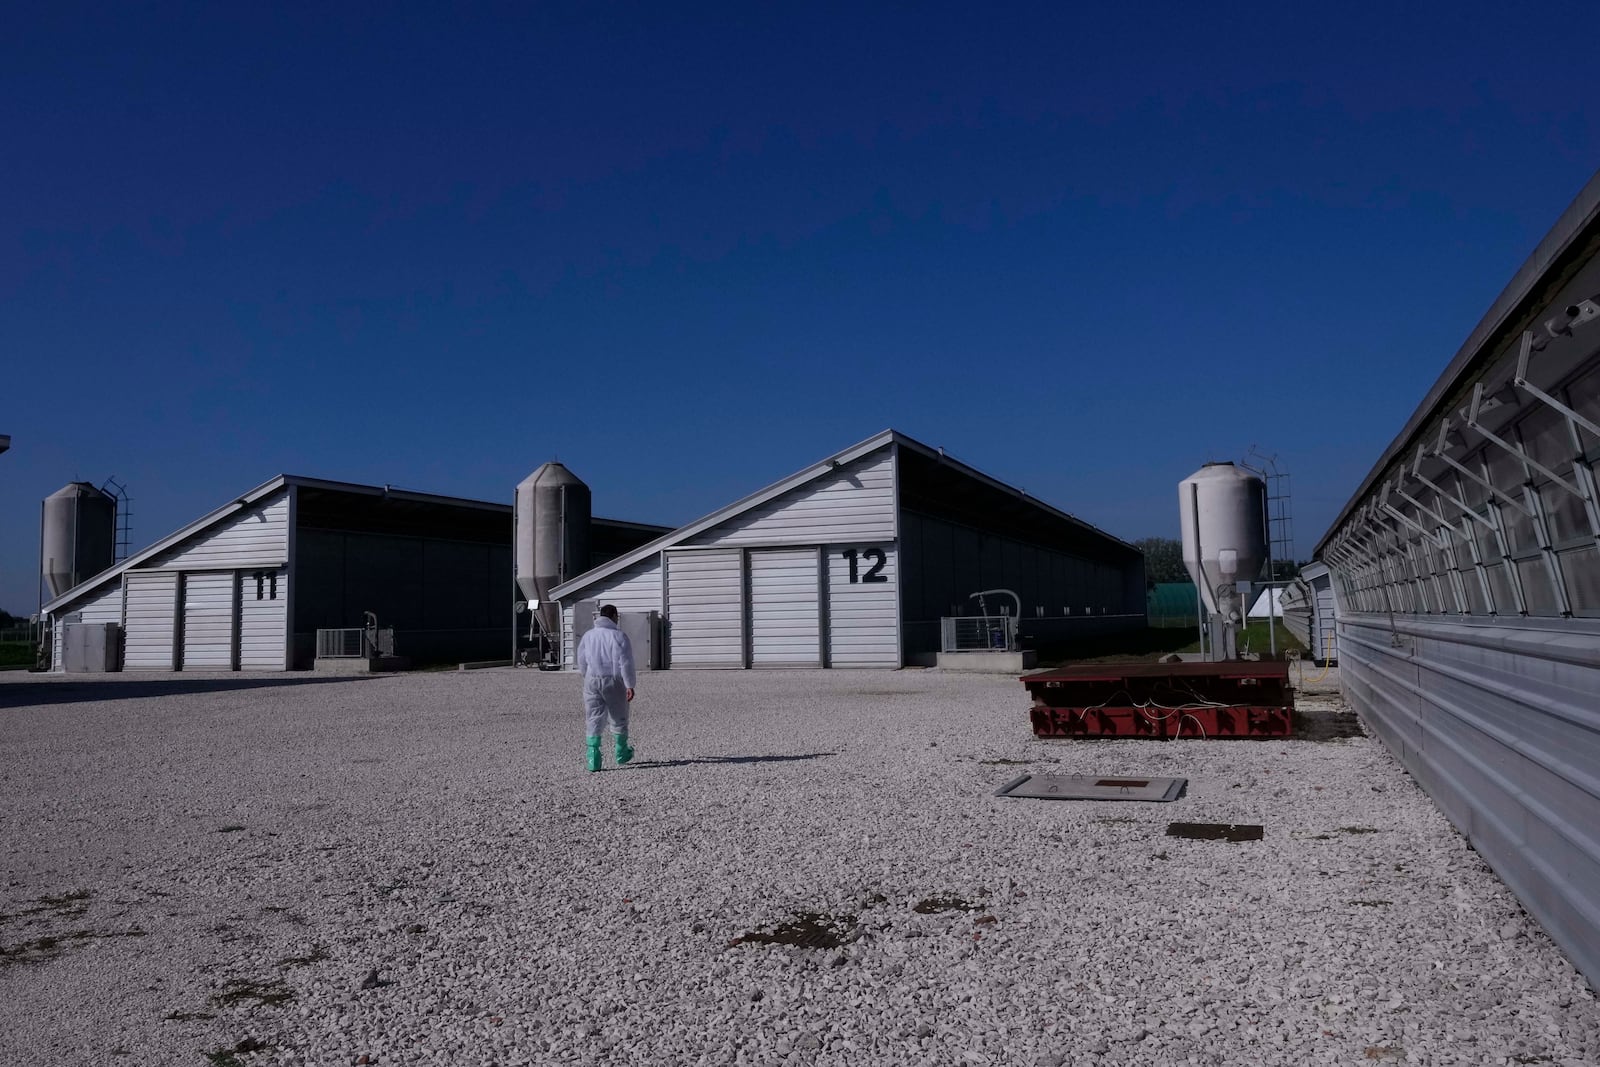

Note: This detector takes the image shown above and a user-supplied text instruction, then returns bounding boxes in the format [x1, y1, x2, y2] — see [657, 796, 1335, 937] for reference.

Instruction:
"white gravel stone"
[1, 666, 1597, 1066]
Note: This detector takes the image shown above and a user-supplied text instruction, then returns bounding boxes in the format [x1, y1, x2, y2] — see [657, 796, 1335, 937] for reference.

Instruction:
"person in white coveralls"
[574, 604, 637, 772]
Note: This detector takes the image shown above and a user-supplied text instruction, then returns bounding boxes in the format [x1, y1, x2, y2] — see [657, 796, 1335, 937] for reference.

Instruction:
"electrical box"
[63, 622, 121, 672]
[571, 601, 659, 671]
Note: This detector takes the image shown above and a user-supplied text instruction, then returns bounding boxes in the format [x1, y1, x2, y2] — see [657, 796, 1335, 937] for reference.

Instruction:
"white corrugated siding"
[123, 570, 179, 670]
[686, 449, 895, 547]
[665, 549, 744, 668]
[45, 490, 289, 671]
[156, 494, 289, 570]
[1311, 581, 1338, 660]
[560, 556, 663, 667]
[749, 548, 822, 667]
[181, 571, 236, 670]
[240, 566, 287, 670]
[52, 582, 123, 670]
[827, 543, 900, 667]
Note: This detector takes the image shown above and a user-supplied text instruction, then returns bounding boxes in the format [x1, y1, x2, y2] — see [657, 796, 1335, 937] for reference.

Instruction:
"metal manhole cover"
[994, 774, 1186, 802]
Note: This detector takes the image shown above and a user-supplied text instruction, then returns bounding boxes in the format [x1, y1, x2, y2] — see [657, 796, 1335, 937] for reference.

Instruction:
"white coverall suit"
[575, 616, 637, 739]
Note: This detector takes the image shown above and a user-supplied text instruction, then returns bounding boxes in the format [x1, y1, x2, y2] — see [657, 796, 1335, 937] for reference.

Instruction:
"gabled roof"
[44, 474, 291, 614]
[550, 428, 1137, 601]
[43, 474, 666, 615]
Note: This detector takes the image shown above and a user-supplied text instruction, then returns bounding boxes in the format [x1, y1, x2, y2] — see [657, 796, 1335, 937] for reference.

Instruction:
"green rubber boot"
[614, 733, 635, 766]
[586, 737, 602, 772]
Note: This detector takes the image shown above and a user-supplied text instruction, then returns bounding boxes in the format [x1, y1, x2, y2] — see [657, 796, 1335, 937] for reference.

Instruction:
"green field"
[0, 642, 37, 669]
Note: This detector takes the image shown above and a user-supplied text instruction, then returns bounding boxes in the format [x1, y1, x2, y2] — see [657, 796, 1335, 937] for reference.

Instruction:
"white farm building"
[39, 430, 1143, 673]
[550, 430, 1146, 669]
[40, 476, 666, 671]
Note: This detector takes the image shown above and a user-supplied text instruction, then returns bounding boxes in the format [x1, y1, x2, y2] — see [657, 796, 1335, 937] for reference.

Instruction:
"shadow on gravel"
[1291, 707, 1366, 742]
[0, 674, 381, 709]
[625, 752, 838, 770]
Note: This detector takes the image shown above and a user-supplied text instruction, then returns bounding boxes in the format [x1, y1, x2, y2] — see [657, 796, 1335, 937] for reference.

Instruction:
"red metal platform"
[1023, 660, 1293, 739]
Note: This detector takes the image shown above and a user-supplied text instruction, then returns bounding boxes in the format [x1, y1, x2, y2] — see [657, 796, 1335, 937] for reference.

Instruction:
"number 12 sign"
[841, 547, 889, 584]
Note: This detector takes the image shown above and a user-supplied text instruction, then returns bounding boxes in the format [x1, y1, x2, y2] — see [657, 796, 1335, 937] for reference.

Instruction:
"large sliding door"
[123, 570, 179, 670]
[239, 566, 288, 670]
[665, 549, 744, 669]
[748, 548, 821, 668]
[180, 571, 237, 670]
[827, 543, 900, 668]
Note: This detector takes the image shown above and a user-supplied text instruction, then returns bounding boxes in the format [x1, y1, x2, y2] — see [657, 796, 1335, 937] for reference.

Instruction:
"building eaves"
[283, 475, 511, 513]
[1315, 168, 1600, 557]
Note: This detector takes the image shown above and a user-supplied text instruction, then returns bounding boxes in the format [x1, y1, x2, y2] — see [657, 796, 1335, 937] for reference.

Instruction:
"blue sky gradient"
[4, 2, 1597, 613]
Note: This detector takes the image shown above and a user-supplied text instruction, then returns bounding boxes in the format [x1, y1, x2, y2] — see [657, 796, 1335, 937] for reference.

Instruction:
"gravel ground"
[1, 665, 1597, 1067]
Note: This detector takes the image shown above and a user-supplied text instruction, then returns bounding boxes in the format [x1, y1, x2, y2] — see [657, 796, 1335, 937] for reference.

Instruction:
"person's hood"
[594, 616, 619, 630]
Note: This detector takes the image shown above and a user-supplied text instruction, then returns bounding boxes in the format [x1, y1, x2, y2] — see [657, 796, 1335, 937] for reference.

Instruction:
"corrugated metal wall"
[123, 570, 179, 670]
[1310, 576, 1337, 661]
[899, 509, 1141, 658]
[1336, 611, 1600, 987]
[900, 511, 1136, 617]
[292, 528, 507, 668]
[826, 542, 899, 667]
[749, 547, 822, 667]
[685, 450, 896, 547]
[1318, 174, 1600, 989]
[180, 571, 236, 670]
[161, 495, 290, 569]
[665, 549, 745, 668]
[52, 582, 124, 670]
[239, 566, 287, 670]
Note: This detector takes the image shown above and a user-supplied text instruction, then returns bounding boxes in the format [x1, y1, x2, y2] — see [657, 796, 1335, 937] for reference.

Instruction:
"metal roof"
[1315, 167, 1600, 556]
[550, 428, 1138, 601]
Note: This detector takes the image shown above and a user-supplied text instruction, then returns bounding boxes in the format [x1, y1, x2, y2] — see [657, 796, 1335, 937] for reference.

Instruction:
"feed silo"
[1178, 462, 1267, 660]
[40, 482, 118, 600]
[514, 463, 592, 661]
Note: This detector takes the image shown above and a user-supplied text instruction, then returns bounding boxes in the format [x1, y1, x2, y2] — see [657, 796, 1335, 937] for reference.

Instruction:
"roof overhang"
[1315, 168, 1600, 557]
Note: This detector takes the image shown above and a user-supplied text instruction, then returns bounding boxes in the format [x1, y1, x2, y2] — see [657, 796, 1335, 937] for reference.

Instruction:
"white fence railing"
[939, 615, 1018, 653]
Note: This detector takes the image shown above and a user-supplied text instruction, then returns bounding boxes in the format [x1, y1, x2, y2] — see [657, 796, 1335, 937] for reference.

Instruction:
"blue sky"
[3, 2, 1597, 614]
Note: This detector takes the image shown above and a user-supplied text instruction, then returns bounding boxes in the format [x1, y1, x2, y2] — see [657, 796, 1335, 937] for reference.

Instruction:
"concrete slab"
[936, 650, 1037, 672]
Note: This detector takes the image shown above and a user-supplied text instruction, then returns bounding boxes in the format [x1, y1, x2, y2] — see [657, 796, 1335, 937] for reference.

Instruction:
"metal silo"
[41, 482, 118, 600]
[1178, 462, 1267, 660]
[514, 463, 592, 644]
